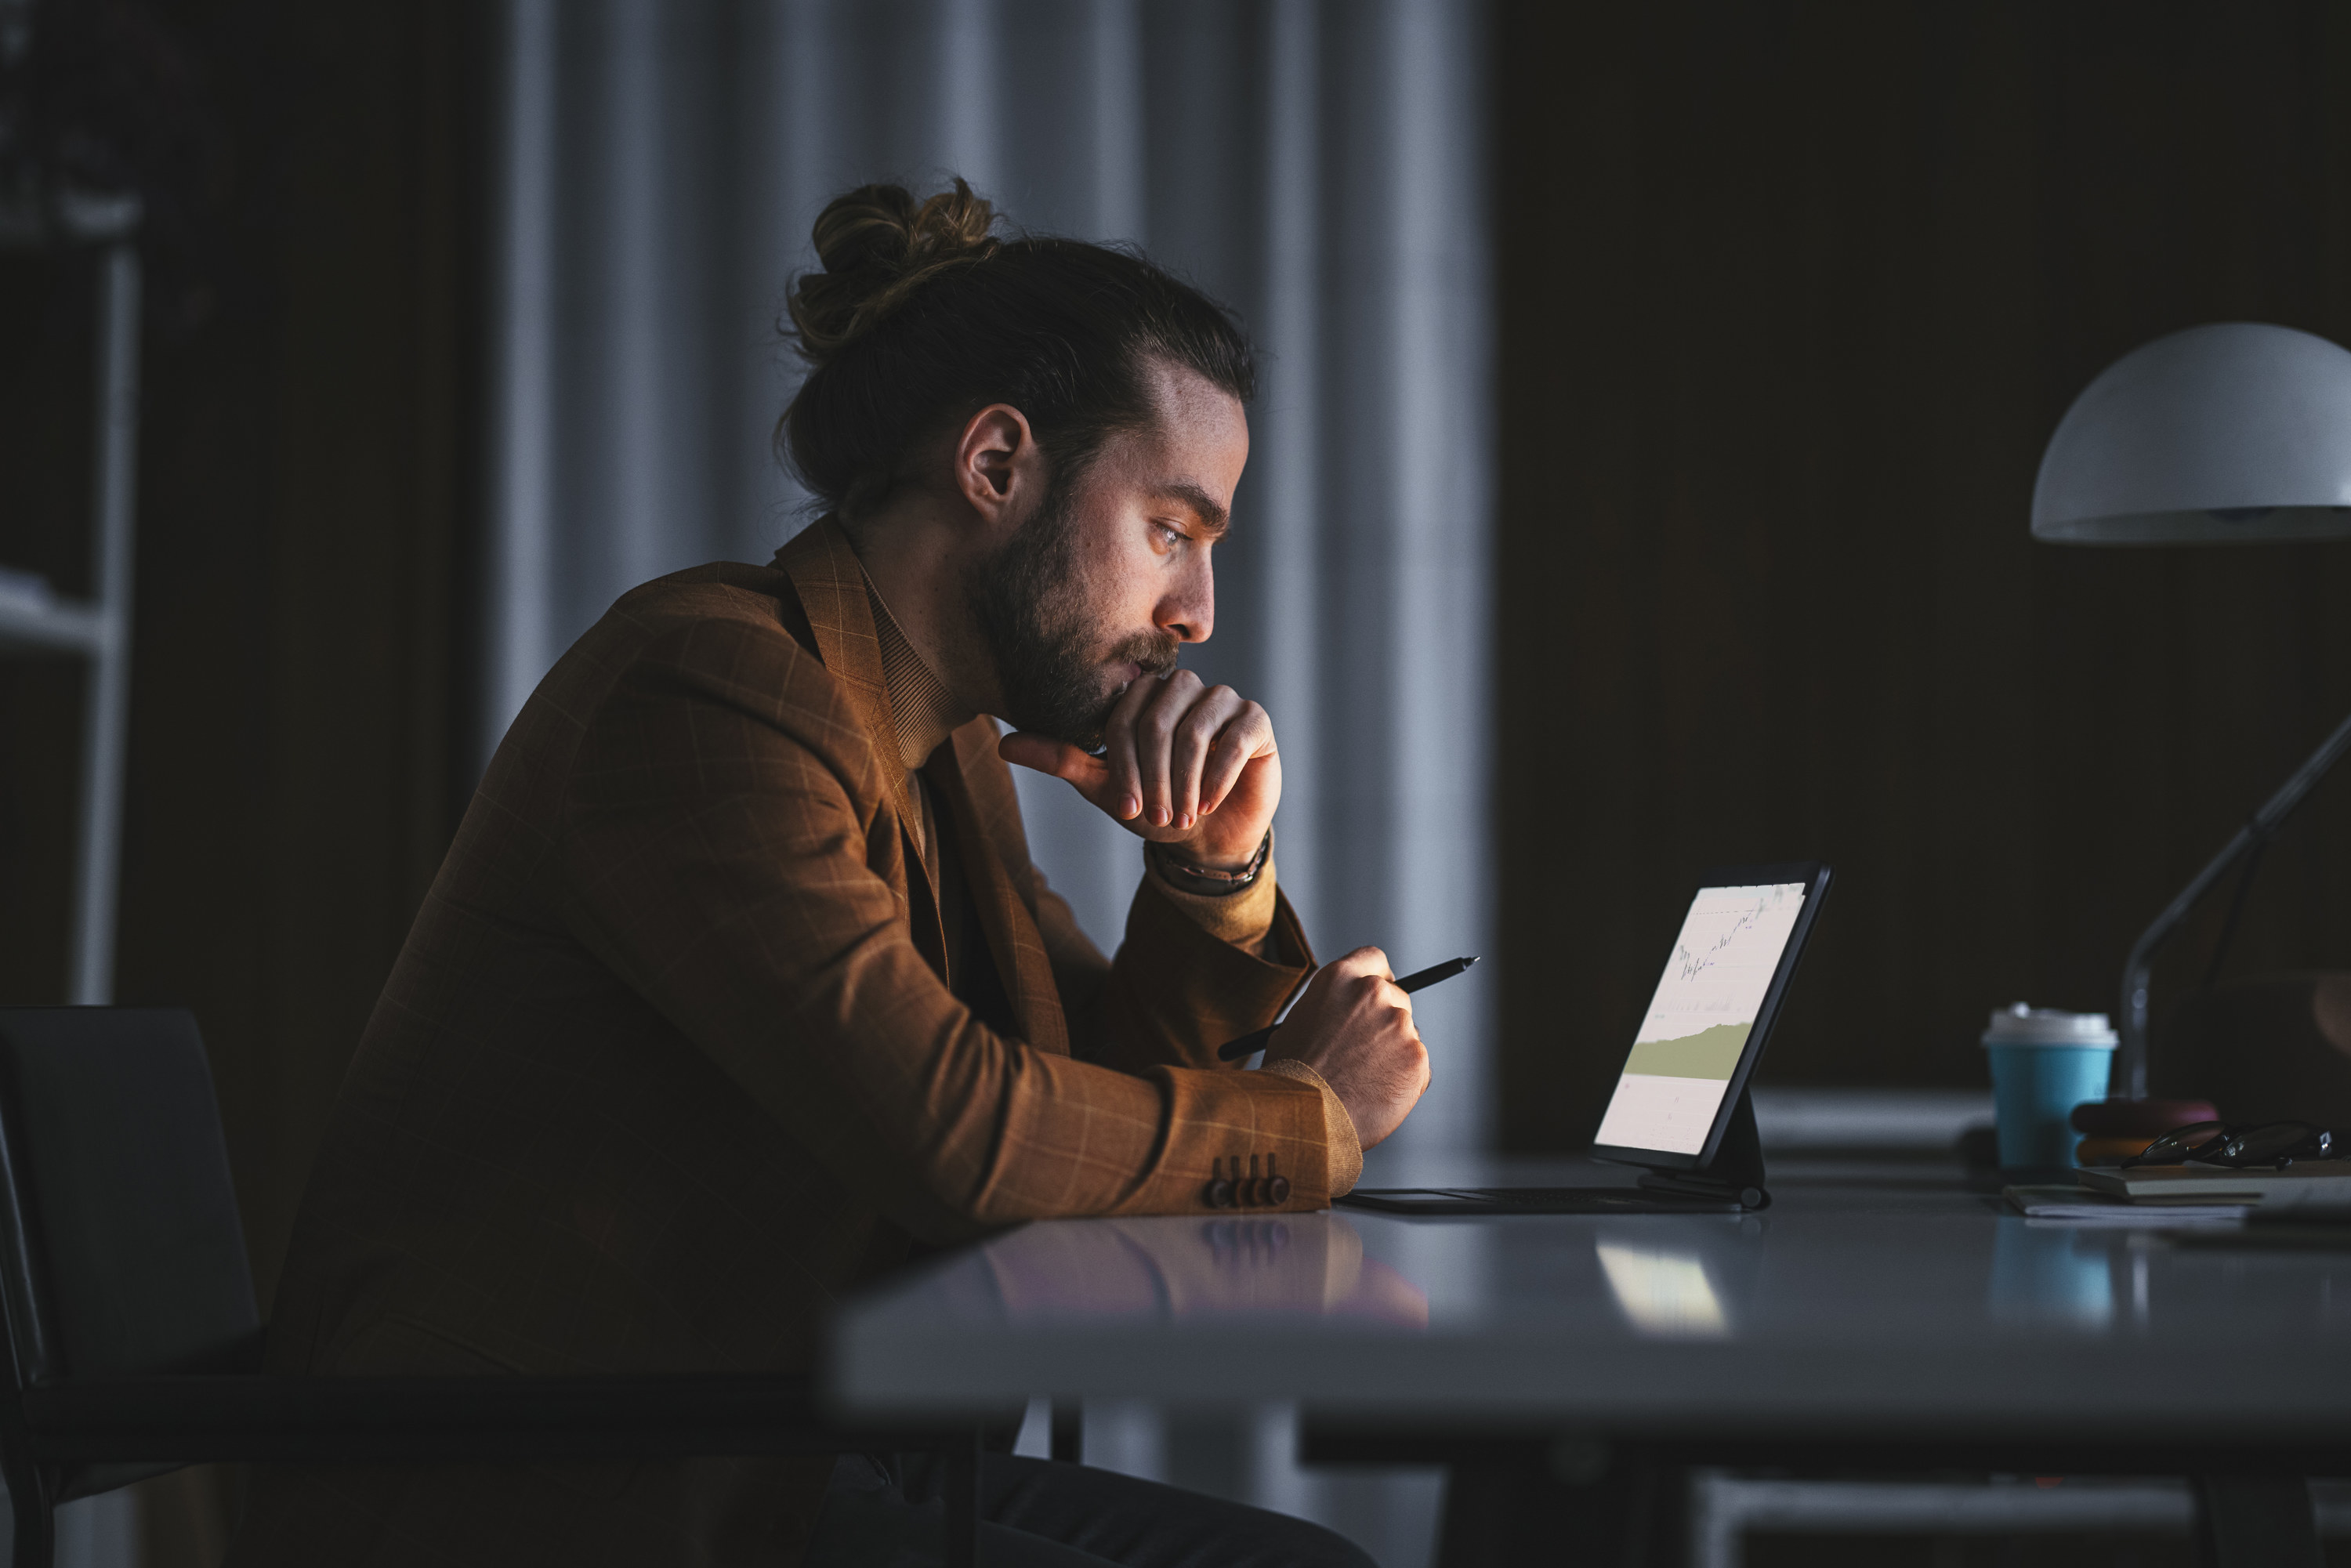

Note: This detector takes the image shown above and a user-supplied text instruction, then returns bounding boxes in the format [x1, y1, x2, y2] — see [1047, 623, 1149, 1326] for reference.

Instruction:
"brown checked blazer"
[227, 520, 1338, 1567]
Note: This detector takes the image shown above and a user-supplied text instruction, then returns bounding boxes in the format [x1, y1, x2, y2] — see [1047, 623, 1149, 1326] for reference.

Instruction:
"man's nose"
[1159, 562, 1215, 643]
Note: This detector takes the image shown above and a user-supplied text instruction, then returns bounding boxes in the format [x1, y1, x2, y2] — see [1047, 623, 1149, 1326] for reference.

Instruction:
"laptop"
[1339, 861, 1831, 1216]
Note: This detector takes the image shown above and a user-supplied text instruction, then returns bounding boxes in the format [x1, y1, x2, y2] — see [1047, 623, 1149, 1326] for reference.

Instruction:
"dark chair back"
[0, 1009, 261, 1498]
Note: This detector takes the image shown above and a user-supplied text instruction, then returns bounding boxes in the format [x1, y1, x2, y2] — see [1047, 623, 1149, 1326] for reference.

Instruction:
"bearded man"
[228, 182, 1430, 1567]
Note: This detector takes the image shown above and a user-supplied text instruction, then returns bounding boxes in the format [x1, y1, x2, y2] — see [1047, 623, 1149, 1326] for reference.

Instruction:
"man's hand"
[1263, 947, 1429, 1149]
[998, 670, 1279, 869]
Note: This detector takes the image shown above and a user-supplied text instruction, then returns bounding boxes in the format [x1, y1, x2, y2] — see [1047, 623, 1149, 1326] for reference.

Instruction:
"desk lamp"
[2033, 322, 2351, 1099]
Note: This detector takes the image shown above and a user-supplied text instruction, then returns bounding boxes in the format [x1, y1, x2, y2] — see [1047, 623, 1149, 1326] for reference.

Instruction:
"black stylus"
[1214, 955, 1480, 1062]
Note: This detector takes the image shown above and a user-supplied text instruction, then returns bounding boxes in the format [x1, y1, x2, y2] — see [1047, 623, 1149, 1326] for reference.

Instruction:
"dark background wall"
[3, 0, 477, 1288]
[1496, 0, 2351, 1150]
[0, 0, 476, 1555]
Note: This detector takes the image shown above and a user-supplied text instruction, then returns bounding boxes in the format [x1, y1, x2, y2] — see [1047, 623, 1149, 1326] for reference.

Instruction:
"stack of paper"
[2003, 1185, 2251, 1225]
[2074, 1163, 2351, 1207]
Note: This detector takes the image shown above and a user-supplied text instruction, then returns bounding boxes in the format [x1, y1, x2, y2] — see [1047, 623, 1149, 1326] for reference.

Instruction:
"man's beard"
[967, 480, 1179, 750]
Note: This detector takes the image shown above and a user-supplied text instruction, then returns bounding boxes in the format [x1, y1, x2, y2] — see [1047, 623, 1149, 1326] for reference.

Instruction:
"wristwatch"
[1149, 827, 1272, 897]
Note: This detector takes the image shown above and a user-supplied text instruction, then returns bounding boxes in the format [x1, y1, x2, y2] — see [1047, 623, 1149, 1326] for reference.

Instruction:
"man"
[229, 181, 1430, 1566]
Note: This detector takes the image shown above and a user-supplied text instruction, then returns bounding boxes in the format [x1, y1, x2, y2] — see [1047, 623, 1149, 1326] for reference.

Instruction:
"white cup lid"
[1981, 1001, 2118, 1046]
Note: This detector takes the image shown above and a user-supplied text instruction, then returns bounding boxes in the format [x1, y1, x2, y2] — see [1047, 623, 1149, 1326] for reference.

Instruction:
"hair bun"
[788, 179, 999, 365]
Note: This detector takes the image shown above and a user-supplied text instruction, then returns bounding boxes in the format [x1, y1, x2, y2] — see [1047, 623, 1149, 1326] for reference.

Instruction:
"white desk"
[833, 1157, 2351, 1441]
[831, 1156, 2350, 1565]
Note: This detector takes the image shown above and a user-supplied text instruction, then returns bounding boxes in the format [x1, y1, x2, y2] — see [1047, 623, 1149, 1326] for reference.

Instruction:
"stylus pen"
[1215, 955, 1480, 1062]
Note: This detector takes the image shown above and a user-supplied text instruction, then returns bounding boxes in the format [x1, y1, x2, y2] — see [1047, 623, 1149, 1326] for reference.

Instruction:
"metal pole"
[67, 242, 139, 1007]
[2115, 706, 2351, 1099]
[1049, 1400, 1081, 1464]
[944, 1425, 981, 1567]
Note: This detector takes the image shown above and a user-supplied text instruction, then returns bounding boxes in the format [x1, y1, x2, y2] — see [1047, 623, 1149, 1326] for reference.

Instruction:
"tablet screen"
[1592, 882, 1809, 1157]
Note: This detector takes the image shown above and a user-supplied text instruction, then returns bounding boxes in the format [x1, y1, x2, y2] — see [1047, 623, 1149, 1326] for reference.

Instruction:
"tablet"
[1338, 860, 1830, 1217]
[1589, 861, 1831, 1173]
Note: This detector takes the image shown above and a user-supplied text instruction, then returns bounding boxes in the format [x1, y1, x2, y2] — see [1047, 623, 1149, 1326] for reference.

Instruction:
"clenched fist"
[1263, 947, 1429, 1149]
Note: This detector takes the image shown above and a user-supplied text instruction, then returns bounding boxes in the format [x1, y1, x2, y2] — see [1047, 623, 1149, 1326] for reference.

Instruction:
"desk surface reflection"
[830, 1158, 2351, 1439]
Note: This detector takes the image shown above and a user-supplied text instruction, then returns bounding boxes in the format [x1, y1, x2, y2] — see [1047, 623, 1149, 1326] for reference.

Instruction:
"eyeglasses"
[2118, 1120, 2336, 1170]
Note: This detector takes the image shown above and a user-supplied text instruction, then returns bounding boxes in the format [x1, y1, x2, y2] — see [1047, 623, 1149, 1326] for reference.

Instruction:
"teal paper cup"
[1982, 1005, 2118, 1169]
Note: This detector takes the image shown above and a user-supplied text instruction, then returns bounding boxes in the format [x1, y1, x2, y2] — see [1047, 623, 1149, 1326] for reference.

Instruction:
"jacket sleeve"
[552, 617, 1339, 1242]
[1090, 873, 1316, 1074]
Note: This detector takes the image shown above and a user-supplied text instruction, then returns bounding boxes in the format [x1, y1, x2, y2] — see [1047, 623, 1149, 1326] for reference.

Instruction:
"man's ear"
[954, 404, 1041, 531]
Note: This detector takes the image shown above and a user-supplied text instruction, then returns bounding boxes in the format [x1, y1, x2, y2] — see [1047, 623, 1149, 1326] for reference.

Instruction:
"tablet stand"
[1634, 1089, 1770, 1210]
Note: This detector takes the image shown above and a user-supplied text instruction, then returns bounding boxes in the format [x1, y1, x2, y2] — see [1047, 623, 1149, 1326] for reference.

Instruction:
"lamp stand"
[2117, 708, 2351, 1099]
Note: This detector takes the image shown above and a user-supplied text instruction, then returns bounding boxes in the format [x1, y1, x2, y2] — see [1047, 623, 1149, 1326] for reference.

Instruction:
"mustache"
[1112, 631, 1182, 681]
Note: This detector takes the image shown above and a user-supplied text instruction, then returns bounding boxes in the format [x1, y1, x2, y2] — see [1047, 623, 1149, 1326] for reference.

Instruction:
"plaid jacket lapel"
[773, 520, 946, 973]
[773, 520, 914, 828]
[926, 730, 1071, 1058]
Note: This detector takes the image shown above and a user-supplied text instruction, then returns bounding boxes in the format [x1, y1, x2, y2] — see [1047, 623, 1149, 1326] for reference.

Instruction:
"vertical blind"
[487, 0, 1493, 1160]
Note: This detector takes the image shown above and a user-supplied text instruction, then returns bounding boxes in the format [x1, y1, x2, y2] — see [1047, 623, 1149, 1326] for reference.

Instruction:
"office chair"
[0, 1007, 983, 1568]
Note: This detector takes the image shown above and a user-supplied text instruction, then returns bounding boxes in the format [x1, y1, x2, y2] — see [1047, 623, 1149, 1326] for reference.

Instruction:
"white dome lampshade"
[2032, 322, 2351, 545]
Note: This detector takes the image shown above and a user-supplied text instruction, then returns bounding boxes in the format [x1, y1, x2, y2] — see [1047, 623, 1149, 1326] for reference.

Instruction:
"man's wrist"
[1149, 828, 1272, 897]
[1258, 1056, 1364, 1197]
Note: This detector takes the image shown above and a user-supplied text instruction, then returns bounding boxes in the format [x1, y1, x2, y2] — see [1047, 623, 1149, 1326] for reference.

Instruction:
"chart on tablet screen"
[1595, 883, 1807, 1155]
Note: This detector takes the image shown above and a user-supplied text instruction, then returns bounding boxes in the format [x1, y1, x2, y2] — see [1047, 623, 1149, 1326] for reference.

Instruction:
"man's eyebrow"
[1150, 482, 1230, 538]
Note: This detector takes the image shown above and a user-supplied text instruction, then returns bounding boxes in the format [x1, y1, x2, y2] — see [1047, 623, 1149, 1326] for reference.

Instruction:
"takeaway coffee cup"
[1982, 1004, 2119, 1169]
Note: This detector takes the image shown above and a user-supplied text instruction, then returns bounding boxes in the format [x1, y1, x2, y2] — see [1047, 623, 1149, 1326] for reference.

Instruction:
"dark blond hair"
[780, 179, 1253, 519]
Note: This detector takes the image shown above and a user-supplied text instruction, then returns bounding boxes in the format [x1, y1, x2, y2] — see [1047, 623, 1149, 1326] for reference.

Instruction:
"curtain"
[486, 0, 1493, 1161]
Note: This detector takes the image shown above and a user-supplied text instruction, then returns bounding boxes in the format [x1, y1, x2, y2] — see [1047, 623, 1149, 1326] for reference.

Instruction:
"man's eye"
[1154, 521, 1187, 549]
